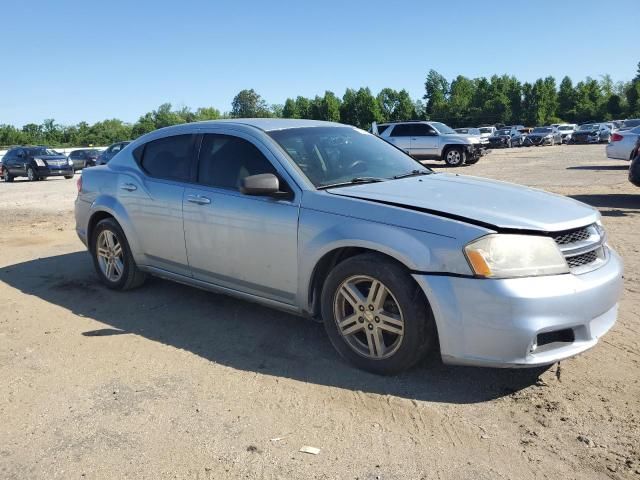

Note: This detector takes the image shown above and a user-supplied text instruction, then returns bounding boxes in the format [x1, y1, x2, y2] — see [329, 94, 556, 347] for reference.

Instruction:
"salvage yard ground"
[0, 144, 638, 479]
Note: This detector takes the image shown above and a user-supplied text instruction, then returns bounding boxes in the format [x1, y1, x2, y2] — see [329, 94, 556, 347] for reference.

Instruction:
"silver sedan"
[75, 119, 623, 374]
[606, 126, 640, 161]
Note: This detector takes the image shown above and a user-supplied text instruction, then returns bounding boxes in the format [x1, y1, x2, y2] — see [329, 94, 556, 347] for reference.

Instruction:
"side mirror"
[241, 173, 283, 197]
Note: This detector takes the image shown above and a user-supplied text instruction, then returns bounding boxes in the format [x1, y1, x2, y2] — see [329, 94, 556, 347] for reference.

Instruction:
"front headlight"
[34, 158, 46, 167]
[464, 234, 569, 278]
[545, 135, 552, 139]
[67, 158, 73, 166]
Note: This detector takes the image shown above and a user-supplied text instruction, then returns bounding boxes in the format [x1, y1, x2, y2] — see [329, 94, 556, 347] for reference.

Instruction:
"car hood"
[527, 133, 551, 138]
[327, 173, 598, 232]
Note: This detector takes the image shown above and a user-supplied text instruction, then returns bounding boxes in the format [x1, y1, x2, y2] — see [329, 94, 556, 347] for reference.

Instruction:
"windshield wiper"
[392, 169, 432, 179]
[318, 177, 386, 189]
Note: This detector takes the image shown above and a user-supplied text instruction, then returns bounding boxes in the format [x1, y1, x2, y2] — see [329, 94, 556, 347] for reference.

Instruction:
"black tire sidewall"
[91, 219, 135, 290]
[321, 254, 434, 375]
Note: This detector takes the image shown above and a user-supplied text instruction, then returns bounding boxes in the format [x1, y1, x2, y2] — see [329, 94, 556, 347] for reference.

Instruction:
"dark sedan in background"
[95, 141, 131, 165]
[571, 124, 611, 144]
[69, 149, 101, 170]
[1, 146, 74, 182]
[487, 127, 524, 148]
[524, 126, 562, 146]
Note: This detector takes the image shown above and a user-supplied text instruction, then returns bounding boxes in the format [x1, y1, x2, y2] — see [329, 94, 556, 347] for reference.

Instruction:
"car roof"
[188, 118, 345, 132]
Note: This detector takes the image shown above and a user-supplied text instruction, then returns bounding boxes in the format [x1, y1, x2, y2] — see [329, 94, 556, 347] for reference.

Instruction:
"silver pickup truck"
[373, 120, 487, 166]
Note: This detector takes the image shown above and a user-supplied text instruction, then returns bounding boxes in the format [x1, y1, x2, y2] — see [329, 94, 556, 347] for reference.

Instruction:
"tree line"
[2, 62, 639, 148]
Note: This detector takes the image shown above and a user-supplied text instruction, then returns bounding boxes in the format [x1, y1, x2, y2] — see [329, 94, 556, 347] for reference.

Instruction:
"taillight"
[76, 175, 82, 193]
[611, 133, 623, 142]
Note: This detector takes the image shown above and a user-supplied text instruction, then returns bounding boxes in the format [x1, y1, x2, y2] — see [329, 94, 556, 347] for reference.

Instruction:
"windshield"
[27, 147, 60, 156]
[455, 128, 469, 134]
[268, 127, 430, 188]
[623, 119, 640, 128]
[578, 124, 598, 131]
[533, 127, 552, 133]
[495, 129, 510, 135]
[558, 126, 574, 131]
[429, 122, 457, 135]
[479, 127, 493, 133]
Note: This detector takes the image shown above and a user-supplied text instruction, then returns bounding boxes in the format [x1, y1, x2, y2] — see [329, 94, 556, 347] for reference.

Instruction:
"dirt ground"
[1, 144, 638, 480]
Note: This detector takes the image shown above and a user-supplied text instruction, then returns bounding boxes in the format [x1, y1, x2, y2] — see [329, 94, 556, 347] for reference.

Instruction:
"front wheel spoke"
[113, 258, 123, 276]
[367, 280, 387, 310]
[366, 328, 386, 357]
[104, 233, 115, 249]
[340, 283, 365, 308]
[112, 243, 122, 258]
[97, 247, 109, 258]
[105, 261, 113, 279]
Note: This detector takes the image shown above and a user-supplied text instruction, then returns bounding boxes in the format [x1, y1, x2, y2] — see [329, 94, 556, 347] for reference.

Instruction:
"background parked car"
[454, 127, 489, 145]
[1, 146, 74, 182]
[620, 119, 640, 132]
[478, 126, 496, 140]
[68, 149, 101, 170]
[95, 141, 131, 165]
[557, 124, 577, 143]
[487, 127, 524, 148]
[571, 123, 611, 144]
[374, 121, 485, 166]
[523, 126, 562, 146]
[606, 126, 640, 161]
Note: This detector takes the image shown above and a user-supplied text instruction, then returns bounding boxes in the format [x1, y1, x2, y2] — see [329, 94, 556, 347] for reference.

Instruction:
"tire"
[64, 175, 74, 179]
[506, 139, 512, 148]
[91, 218, 147, 290]
[321, 253, 436, 375]
[443, 146, 466, 167]
[3, 169, 13, 182]
[27, 166, 38, 182]
[465, 156, 480, 165]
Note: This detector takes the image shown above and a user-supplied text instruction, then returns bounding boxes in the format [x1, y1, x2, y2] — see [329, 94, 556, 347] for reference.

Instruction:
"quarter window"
[140, 134, 194, 181]
[197, 134, 277, 191]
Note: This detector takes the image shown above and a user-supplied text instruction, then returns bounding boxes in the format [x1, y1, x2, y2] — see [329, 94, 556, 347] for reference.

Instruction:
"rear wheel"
[443, 147, 466, 167]
[321, 253, 435, 375]
[91, 218, 147, 290]
[64, 175, 74, 179]
[2, 169, 13, 182]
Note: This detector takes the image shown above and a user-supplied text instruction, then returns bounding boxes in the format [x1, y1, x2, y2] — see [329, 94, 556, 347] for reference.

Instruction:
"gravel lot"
[1, 144, 639, 479]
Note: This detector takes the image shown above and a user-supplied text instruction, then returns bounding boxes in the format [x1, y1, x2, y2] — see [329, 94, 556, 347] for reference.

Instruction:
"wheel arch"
[86, 196, 143, 260]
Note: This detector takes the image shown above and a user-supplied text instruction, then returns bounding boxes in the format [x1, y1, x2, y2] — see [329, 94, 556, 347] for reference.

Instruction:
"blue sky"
[1, 0, 638, 126]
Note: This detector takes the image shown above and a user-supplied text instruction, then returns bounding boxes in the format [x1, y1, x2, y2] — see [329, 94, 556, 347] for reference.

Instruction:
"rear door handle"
[187, 195, 211, 205]
[121, 183, 137, 192]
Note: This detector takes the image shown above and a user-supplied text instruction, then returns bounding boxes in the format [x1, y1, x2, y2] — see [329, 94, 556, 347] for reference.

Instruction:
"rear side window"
[411, 123, 436, 136]
[377, 125, 390, 135]
[140, 134, 194, 182]
[390, 124, 412, 137]
[197, 134, 277, 190]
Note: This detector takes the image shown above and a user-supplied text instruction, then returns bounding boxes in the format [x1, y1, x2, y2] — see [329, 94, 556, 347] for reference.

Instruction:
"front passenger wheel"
[2, 169, 13, 182]
[91, 218, 147, 290]
[443, 147, 466, 167]
[321, 253, 436, 375]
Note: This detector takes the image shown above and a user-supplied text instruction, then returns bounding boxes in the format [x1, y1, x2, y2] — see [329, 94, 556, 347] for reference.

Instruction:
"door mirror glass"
[241, 173, 280, 196]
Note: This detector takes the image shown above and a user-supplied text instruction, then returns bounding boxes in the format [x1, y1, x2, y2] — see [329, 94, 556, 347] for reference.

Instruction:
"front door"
[409, 123, 440, 158]
[183, 132, 299, 305]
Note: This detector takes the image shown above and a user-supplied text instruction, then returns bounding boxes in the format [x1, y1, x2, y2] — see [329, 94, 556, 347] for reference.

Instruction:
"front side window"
[268, 127, 429, 188]
[197, 134, 277, 190]
[140, 134, 194, 181]
[412, 123, 436, 136]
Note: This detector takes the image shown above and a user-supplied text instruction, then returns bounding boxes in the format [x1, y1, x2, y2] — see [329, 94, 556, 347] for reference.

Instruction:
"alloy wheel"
[333, 275, 405, 360]
[446, 149, 462, 166]
[27, 168, 35, 181]
[96, 230, 124, 282]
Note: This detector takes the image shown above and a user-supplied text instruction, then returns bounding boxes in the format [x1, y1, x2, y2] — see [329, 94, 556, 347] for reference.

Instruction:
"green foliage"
[3, 61, 640, 148]
[231, 89, 271, 118]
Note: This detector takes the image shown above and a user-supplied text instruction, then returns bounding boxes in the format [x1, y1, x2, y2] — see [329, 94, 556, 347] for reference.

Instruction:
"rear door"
[119, 133, 197, 276]
[386, 124, 412, 153]
[409, 123, 439, 157]
[182, 131, 300, 304]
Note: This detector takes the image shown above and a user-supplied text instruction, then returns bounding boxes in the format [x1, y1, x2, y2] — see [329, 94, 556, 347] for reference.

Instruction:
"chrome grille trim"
[551, 224, 607, 274]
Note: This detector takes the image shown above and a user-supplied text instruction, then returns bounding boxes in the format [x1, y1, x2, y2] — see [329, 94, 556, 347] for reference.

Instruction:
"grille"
[552, 227, 591, 245]
[566, 250, 599, 268]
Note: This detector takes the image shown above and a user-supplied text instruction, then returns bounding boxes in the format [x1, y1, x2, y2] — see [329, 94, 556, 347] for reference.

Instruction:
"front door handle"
[121, 183, 137, 192]
[187, 195, 211, 205]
